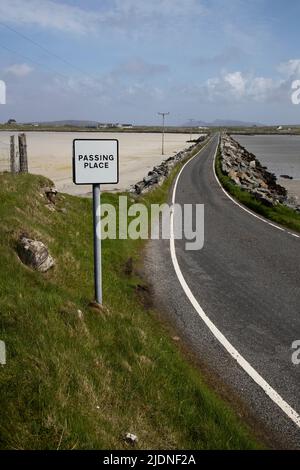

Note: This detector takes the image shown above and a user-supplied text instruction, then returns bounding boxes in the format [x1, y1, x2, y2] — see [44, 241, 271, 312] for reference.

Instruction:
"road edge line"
[212, 140, 300, 239]
[170, 136, 300, 429]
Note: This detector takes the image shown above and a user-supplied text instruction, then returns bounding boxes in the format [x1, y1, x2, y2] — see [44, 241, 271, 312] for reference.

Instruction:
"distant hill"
[26, 120, 100, 127]
[183, 119, 264, 127]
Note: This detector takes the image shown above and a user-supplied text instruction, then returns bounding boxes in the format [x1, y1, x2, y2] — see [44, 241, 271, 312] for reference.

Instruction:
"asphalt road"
[145, 134, 300, 448]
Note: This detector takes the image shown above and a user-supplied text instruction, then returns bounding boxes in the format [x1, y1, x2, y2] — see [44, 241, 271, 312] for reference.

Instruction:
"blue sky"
[1, 0, 300, 124]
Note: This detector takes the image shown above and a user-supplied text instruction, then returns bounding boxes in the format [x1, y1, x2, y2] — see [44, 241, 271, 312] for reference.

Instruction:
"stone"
[17, 236, 55, 272]
[127, 139, 203, 194]
[44, 186, 57, 204]
[252, 189, 274, 207]
[228, 169, 241, 185]
[220, 134, 291, 209]
[143, 174, 159, 185]
[124, 433, 138, 445]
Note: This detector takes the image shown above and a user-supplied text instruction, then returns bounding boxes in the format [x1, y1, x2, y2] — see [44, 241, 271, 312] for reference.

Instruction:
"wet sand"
[0, 131, 202, 196]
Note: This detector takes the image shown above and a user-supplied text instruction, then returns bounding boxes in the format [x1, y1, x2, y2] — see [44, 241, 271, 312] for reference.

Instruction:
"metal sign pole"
[73, 138, 119, 306]
[92, 183, 102, 304]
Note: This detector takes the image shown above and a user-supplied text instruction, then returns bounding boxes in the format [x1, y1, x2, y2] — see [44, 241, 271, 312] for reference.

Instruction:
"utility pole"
[158, 112, 170, 155]
[188, 119, 194, 141]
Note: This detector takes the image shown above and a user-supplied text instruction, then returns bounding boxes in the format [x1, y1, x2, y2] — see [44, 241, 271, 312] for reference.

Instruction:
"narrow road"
[145, 135, 300, 448]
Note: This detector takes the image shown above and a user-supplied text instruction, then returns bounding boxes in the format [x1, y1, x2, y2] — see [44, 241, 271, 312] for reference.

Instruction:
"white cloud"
[0, 0, 99, 34]
[197, 58, 300, 104]
[224, 71, 247, 97]
[5, 63, 33, 77]
[277, 59, 300, 78]
[113, 0, 205, 20]
[184, 68, 287, 104]
[0, 0, 205, 35]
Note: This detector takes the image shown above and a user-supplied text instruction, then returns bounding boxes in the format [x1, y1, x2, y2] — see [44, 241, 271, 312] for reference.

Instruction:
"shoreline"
[233, 134, 300, 201]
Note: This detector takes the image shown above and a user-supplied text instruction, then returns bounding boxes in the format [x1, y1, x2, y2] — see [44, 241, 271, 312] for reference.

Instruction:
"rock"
[251, 189, 274, 207]
[17, 236, 55, 272]
[44, 186, 57, 204]
[143, 174, 159, 185]
[284, 196, 299, 210]
[124, 433, 138, 445]
[220, 134, 289, 209]
[77, 309, 83, 319]
[127, 139, 206, 194]
[280, 174, 293, 180]
[134, 182, 145, 194]
[228, 169, 241, 185]
[258, 179, 269, 189]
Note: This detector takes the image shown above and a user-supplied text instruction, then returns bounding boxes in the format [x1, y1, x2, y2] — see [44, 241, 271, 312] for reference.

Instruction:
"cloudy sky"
[1, 0, 300, 124]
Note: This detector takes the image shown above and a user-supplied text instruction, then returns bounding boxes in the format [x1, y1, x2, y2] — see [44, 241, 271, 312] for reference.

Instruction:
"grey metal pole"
[92, 183, 102, 304]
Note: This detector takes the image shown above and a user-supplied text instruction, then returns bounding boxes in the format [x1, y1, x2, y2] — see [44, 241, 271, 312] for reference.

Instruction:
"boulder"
[17, 236, 55, 272]
[280, 174, 293, 180]
[143, 174, 159, 185]
[251, 189, 274, 207]
[124, 433, 138, 445]
[44, 186, 57, 204]
[220, 134, 290, 208]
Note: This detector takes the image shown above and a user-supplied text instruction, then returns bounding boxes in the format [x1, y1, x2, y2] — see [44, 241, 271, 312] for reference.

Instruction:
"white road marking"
[170, 137, 300, 429]
[212, 137, 300, 239]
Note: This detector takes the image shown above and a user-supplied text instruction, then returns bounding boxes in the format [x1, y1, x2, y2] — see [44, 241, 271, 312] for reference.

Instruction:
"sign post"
[93, 183, 102, 304]
[73, 139, 119, 305]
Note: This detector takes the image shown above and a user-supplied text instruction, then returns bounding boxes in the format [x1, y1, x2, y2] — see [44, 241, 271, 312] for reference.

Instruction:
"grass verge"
[215, 148, 300, 234]
[0, 145, 262, 449]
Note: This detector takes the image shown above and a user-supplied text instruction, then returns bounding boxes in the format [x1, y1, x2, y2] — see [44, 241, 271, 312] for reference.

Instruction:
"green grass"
[215, 149, 300, 234]
[0, 150, 262, 450]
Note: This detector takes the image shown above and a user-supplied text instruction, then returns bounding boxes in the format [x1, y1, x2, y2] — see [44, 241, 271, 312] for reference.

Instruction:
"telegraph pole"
[188, 119, 194, 141]
[158, 112, 170, 155]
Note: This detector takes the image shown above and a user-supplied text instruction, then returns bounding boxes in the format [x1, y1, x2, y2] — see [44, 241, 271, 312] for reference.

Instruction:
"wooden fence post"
[18, 133, 28, 173]
[10, 135, 16, 173]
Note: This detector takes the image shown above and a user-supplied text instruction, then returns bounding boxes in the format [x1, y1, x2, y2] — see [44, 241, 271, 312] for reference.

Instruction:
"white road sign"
[73, 139, 119, 184]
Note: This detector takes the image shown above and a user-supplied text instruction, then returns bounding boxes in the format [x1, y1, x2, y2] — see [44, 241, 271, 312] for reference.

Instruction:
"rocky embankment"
[129, 135, 207, 194]
[220, 134, 300, 212]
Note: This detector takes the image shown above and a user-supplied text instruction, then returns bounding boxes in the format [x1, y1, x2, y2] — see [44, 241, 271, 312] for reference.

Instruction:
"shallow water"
[233, 135, 300, 180]
[233, 134, 300, 200]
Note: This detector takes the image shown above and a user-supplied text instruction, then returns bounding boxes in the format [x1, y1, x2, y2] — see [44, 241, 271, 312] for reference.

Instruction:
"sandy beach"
[0, 131, 202, 196]
[0, 132, 200, 195]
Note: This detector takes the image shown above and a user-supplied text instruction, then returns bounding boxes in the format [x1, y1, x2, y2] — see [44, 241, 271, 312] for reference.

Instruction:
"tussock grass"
[215, 150, 300, 234]
[0, 162, 261, 449]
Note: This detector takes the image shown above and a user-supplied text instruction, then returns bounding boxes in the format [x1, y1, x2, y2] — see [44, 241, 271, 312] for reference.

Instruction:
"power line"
[0, 42, 69, 80]
[0, 22, 108, 110]
[0, 21, 91, 77]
